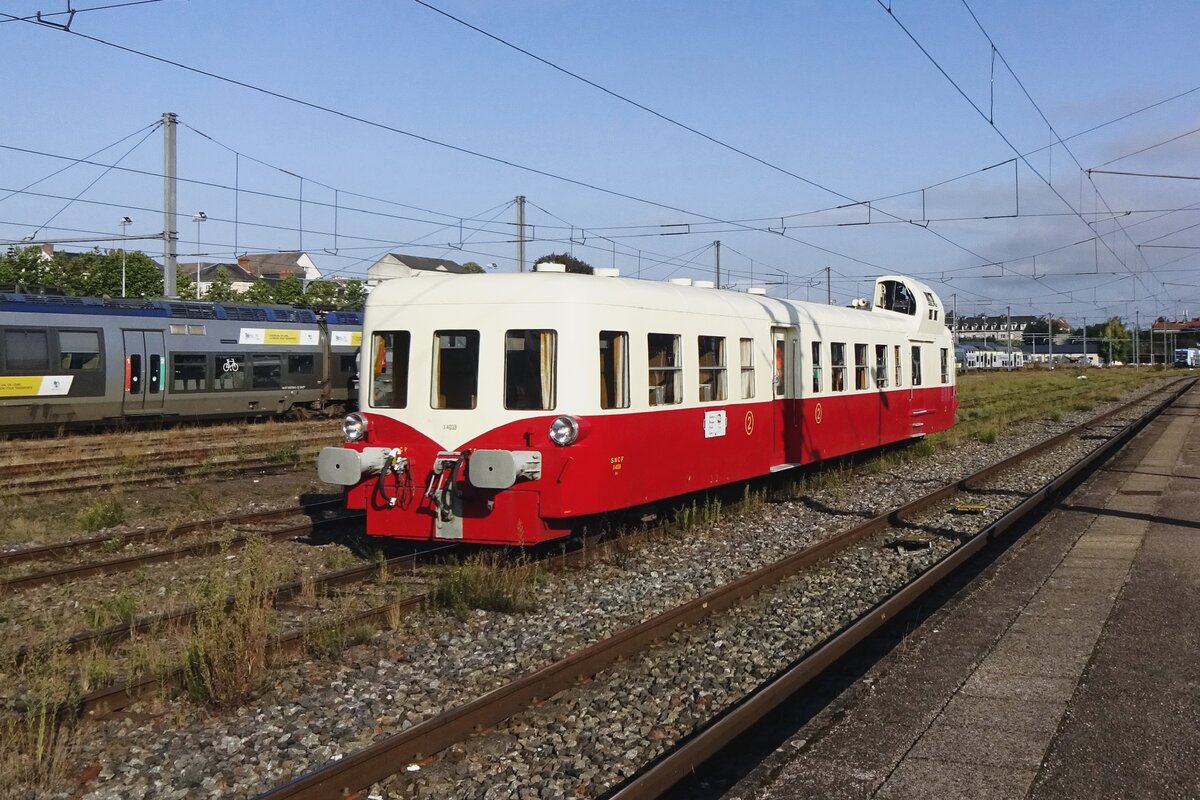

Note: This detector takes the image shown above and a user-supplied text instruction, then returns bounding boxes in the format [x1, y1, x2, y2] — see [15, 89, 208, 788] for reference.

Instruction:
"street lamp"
[119, 216, 132, 297]
[192, 212, 207, 300]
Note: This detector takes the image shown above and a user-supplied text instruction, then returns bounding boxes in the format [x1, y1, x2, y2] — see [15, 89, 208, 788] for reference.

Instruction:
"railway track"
[254, 379, 1191, 799]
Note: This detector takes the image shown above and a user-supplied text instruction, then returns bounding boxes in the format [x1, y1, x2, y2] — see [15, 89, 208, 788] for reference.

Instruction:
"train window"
[252, 355, 282, 389]
[648, 333, 681, 406]
[59, 330, 101, 370]
[288, 354, 316, 375]
[128, 354, 142, 394]
[599, 331, 630, 409]
[739, 338, 754, 399]
[773, 338, 785, 397]
[172, 354, 208, 391]
[875, 344, 888, 388]
[372, 331, 410, 408]
[433, 330, 479, 409]
[941, 348, 949, 383]
[911, 346, 923, 386]
[4, 329, 49, 371]
[697, 336, 727, 402]
[854, 344, 869, 390]
[894, 345, 902, 387]
[831, 343, 846, 392]
[505, 330, 556, 410]
[811, 341, 822, 393]
[213, 355, 247, 390]
[148, 354, 162, 394]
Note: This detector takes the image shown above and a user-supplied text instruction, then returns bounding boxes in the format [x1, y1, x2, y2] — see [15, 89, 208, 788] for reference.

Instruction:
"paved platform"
[735, 390, 1200, 800]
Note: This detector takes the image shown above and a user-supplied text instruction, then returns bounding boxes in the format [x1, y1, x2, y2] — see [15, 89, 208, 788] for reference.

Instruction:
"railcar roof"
[366, 272, 927, 329]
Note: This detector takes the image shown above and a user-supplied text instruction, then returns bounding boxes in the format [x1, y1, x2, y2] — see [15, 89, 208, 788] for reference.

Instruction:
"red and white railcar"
[318, 267, 956, 545]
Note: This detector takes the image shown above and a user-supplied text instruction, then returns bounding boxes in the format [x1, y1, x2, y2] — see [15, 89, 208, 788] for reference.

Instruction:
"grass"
[75, 496, 125, 532]
[180, 536, 284, 706]
[428, 554, 544, 620]
[83, 590, 139, 630]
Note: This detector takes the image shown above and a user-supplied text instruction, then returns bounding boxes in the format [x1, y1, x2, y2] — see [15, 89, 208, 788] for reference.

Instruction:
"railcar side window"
[894, 344, 902, 387]
[698, 336, 727, 402]
[811, 341, 822, 393]
[831, 343, 846, 392]
[505, 329, 556, 410]
[433, 330, 479, 410]
[940, 348, 949, 383]
[59, 330, 101, 370]
[214, 355, 247, 390]
[599, 331, 629, 409]
[288, 354, 315, 375]
[252, 355, 282, 389]
[854, 344, 869, 390]
[371, 331, 410, 408]
[172, 354, 208, 391]
[648, 333, 681, 406]
[875, 344, 888, 388]
[4, 329, 49, 371]
[739, 338, 754, 399]
[911, 346, 923, 386]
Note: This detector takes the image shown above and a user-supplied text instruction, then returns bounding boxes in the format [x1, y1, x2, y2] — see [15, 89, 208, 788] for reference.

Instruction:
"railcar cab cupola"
[874, 276, 944, 337]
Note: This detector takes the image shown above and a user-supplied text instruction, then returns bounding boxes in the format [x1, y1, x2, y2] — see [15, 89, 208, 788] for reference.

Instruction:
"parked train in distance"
[318, 266, 958, 545]
[0, 291, 362, 432]
[1174, 347, 1200, 368]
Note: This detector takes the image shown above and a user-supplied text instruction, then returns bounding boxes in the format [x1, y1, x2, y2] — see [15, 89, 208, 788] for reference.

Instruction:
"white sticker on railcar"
[331, 331, 362, 347]
[238, 328, 320, 346]
[0, 375, 73, 397]
[704, 409, 727, 438]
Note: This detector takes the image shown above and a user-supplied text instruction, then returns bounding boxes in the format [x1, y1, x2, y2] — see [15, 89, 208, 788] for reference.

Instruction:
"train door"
[771, 326, 797, 467]
[121, 329, 166, 415]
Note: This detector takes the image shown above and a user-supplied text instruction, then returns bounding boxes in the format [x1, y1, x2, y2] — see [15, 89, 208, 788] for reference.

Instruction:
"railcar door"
[771, 326, 798, 467]
[121, 329, 166, 415]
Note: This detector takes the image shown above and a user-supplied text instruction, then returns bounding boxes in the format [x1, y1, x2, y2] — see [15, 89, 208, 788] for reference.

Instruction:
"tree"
[534, 252, 594, 274]
[0, 245, 49, 287]
[272, 276, 305, 306]
[303, 279, 340, 308]
[242, 280, 276, 304]
[1098, 317, 1131, 364]
[461, 261, 486, 274]
[175, 268, 196, 300]
[340, 280, 367, 310]
[203, 270, 240, 302]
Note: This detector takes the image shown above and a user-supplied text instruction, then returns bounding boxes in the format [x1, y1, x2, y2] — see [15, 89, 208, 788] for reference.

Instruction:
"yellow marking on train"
[263, 329, 303, 345]
[0, 376, 42, 397]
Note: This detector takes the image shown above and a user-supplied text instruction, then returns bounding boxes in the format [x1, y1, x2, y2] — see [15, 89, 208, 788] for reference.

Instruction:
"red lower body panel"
[342, 386, 955, 544]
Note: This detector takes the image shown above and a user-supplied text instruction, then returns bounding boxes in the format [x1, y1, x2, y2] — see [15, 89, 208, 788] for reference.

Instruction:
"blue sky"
[3, 0, 1200, 324]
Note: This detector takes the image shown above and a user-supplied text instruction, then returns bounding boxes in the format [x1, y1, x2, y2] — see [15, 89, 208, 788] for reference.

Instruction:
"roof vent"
[534, 262, 566, 273]
[668, 278, 693, 286]
[594, 267, 620, 278]
[693, 280, 715, 289]
[747, 287, 768, 296]
[850, 297, 870, 309]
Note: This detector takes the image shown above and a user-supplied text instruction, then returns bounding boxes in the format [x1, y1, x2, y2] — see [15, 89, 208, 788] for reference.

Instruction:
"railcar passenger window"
[59, 330, 101, 370]
[172, 354, 208, 391]
[599, 331, 629, 409]
[252, 355, 282, 389]
[288, 354, 315, 375]
[213, 355, 247, 390]
[740, 338, 754, 399]
[940, 348, 949, 383]
[505, 330, 556, 410]
[371, 331, 410, 408]
[433, 330, 479, 409]
[648, 333, 681, 406]
[698, 336, 727, 402]
[811, 342, 822, 393]
[875, 345, 888, 388]
[4, 329, 49, 371]
[854, 344, 869, 390]
[894, 345, 902, 387]
[911, 346, 923, 386]
[831, 343, 846, 392]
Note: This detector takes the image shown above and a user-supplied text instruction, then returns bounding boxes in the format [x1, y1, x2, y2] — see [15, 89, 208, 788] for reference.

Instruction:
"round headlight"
[548, 415, 580, 446]
[342, 412, 368, 442]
